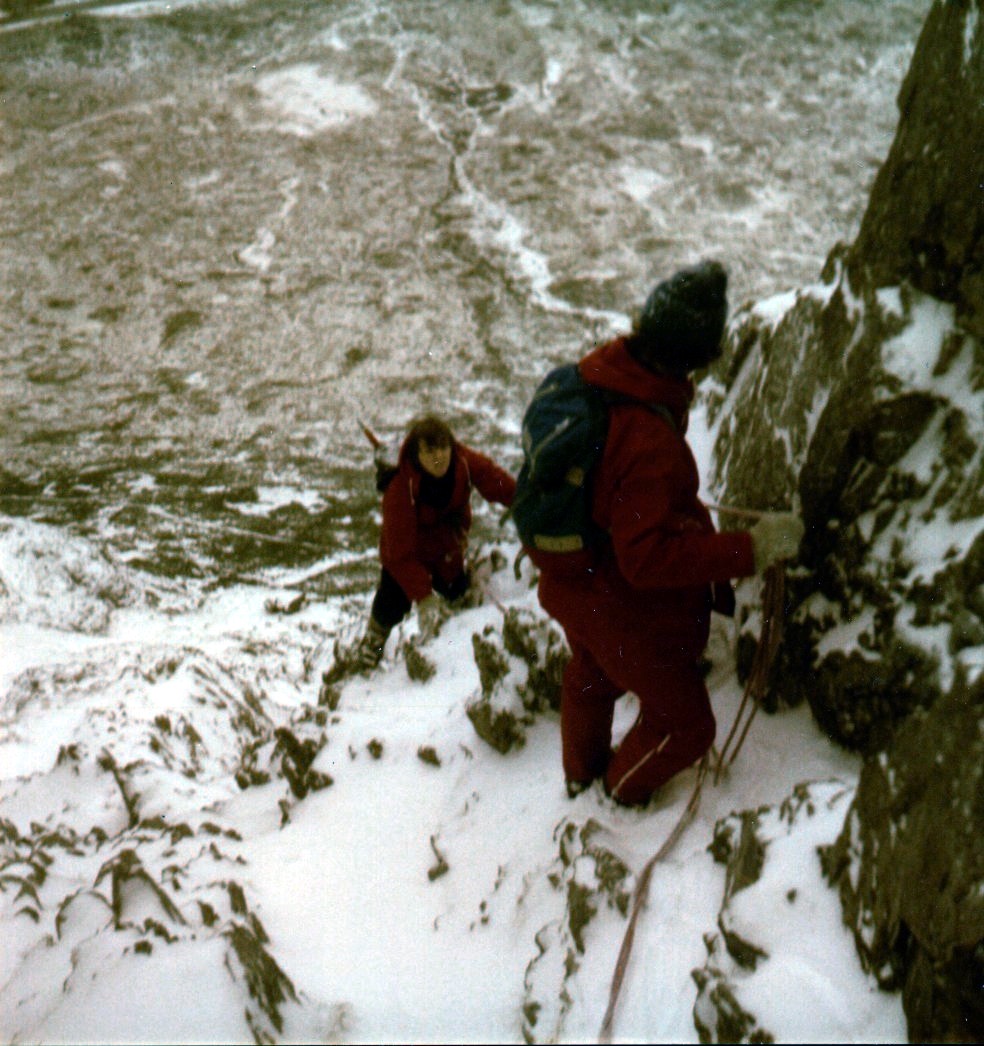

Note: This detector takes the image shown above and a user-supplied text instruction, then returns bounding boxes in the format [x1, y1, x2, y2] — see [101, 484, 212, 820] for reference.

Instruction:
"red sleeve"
[379, 473, 433, 602]
[602, 410, 756, 589]
[460, 446, 517, 507]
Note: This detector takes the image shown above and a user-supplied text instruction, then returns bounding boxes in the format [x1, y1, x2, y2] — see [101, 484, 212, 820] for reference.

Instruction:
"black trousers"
[370, 567, 470, 630]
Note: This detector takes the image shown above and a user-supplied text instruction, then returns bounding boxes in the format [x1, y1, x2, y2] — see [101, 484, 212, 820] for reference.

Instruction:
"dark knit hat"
[632, 260, 728, 374]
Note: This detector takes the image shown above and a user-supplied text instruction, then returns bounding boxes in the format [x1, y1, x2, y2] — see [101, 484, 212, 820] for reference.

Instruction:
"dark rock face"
[709, 4, 984, 1041]
[821, 673, 984, 1043]
[710, 0, 984, 753]
[710, 267, 983, 753]
[847, 0, 984, 338]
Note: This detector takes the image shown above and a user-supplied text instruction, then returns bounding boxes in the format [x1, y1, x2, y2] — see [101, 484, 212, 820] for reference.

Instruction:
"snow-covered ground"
[0, 408, 908, 1044]
[0, 0, 935, 1040]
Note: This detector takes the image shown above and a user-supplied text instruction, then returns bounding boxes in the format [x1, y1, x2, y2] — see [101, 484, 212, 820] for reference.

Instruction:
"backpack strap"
[599, 389, 679, 434]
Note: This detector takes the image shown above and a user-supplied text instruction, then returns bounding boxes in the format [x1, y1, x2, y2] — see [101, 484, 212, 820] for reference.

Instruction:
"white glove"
[750, 512, 804, 573]
[416, 594, 445, 638]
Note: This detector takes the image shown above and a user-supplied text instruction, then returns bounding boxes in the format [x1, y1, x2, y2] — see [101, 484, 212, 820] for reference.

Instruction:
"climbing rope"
[715, 562, 786, 783]
[598, 756, 709, 1044]
[599, 503, 793, 1042]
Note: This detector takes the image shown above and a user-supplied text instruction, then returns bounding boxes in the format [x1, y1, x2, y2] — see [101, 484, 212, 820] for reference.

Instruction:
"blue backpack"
[511, 363, 675, 556]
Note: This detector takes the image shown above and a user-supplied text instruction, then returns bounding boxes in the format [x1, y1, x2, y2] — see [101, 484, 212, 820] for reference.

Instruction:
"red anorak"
[535, 337, 756, 804]
[380, 438, 516, 603]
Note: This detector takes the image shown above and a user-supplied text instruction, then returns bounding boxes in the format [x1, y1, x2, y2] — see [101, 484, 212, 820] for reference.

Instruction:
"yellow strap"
[533, 533, 585, 553]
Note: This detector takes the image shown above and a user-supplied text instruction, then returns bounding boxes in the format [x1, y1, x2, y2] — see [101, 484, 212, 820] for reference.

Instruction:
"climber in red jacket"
[533, 260, 803, 805]
[356, 414, 516, 670]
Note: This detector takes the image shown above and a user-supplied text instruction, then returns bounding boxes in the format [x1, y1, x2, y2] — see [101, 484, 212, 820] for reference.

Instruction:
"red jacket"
[380, 439, 516, 602]
[537, 337, 755, 654]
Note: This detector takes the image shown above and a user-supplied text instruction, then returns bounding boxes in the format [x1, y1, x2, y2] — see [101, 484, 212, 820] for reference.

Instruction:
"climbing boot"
[356, 616, 390, 672]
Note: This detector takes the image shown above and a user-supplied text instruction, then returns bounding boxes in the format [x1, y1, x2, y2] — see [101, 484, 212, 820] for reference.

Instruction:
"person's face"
[418, 440, 452, 478]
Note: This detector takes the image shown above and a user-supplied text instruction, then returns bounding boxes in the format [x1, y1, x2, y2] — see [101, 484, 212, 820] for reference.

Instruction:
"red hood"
[579, 337, 694, 432]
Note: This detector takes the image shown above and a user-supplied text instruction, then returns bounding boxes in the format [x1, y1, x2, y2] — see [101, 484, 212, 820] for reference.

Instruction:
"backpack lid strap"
[599, 390, 679, 434]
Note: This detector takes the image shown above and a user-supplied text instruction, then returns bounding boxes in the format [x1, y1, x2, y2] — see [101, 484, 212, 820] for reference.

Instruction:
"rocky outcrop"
[711, 0, 984, 750]
[466, 606, 566, 754]
[522, 817, 631, 1045]
[692, 781, 856, 1044]
[710, 268, 983, 752]
[708, 4, 984, 1041]
[0, 644, 333, 1043]
[846, 0, 984, 339]
[821, 672, 984, 1043]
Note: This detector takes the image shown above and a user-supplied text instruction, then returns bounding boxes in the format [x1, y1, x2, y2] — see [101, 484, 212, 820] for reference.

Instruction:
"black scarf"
[417, 453, 456, 509]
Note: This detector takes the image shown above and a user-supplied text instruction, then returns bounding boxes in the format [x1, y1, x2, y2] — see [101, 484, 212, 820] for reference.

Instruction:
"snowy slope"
[0, 0, 933, 1040]
[0, 438, 906, 1045]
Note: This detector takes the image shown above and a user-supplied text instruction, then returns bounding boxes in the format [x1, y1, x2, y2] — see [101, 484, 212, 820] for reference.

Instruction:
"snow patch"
[0, 519, 135, 636]
[619, 163, 671, 203]
[95, 0, 250, 17]
[965, 4, 979, 67]
[816, 606, 879, 661]
[752, 288, 799, 327]
[237, 227, 275, 271]
[879, 290, 953, 387]
[696, 782, 905, 1044]
[231, 485, 327, 516]
[804, 381, 832, 446]
[253, 64, 377, 137]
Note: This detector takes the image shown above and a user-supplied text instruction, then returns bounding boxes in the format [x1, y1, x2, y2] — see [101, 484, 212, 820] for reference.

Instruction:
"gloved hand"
[416, 593, 446, 639]
[750, 512, 804, 573]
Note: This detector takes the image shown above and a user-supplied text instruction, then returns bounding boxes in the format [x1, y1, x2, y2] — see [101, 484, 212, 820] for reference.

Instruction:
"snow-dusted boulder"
[0, 518, 137, 634]
[522, 816, 631, 1044]
[466, 606, 565, 754]
[0, 643, 333, 1043]
[693, 780, 871, 1045]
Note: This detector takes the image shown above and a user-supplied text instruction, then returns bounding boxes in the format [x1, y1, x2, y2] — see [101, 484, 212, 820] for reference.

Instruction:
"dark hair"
[407, 414, 454, 465]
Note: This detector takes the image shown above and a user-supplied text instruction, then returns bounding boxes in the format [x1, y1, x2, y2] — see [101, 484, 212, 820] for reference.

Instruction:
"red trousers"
[538, 567, 717, 806]
[561, 636, 715, 805]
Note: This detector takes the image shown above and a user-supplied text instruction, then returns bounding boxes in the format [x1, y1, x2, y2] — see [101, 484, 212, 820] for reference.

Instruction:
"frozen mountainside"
[705, 267, 984, 1044]
[0, 0, 945, 1041]
[0, 0, 930, 589]
[0, 524, 904, 1044]
[702, 0, 984, 1025]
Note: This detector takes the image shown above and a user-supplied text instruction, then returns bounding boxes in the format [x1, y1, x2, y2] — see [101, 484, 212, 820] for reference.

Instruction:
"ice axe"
[360, 422, 399, 492]
[360, 421, 384, 451]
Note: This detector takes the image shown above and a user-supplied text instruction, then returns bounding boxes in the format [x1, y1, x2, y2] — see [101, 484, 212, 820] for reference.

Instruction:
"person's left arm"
[460, 446, 517, 507]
